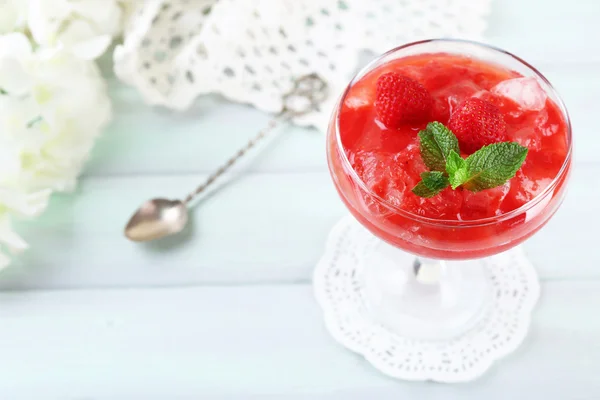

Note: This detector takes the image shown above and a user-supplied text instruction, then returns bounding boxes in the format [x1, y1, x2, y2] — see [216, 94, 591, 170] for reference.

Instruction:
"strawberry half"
[375, 72, 433, 128]
[448, 98, 508, 153]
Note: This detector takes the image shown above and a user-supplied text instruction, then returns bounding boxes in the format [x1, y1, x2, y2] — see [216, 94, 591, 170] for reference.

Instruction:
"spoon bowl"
[125, 198, 188, 242]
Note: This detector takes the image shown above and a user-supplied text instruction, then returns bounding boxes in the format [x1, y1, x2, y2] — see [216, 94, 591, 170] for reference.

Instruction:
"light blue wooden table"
[1, 0, 599, 398]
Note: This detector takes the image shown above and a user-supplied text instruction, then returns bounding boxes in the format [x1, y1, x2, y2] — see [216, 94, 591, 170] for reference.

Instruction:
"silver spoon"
[124, 74, 328, 242]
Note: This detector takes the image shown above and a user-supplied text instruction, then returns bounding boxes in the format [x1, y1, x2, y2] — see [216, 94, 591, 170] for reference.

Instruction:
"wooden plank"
[2, 164, 597, 290]
[0, 282, 597, 398]
[487, 0, 600, 65]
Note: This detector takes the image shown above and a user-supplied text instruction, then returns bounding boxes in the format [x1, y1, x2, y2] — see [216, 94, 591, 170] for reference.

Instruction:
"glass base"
[361, 240, 492, 340]
[314, 216, 540, 382]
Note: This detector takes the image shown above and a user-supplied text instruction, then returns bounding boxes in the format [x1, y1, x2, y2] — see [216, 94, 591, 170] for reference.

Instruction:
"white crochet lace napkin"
[114, 0, 491, 131]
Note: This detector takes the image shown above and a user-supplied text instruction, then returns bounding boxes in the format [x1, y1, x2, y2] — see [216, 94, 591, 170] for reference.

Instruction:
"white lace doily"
[114, 0, 492, 131]
[314, 216, 540, 383]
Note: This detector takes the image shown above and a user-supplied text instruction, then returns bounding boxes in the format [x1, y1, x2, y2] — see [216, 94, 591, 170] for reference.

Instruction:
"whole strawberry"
[375, 72, 433, 128]
[448, 98, 507, 153]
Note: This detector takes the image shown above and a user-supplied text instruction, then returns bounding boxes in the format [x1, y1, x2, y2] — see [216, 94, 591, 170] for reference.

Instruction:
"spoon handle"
[182, 73, 328, 205]
[183, 112, 290, 205]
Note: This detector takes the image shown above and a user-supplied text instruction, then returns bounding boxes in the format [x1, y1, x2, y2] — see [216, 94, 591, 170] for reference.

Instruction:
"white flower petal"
[0, 188, 50, 217]
[0, 142, 21, 181]
[0, 58, 31, 95]
[70, 0, 123, 35]
[0, 1, 20, 34]
[27, 0, 70, 46]
[0, 0, 27, 33]
[0, 214, 28, 254]
[28, 0, 121, 59]
[0, 32, 32, 58]
[69, 34, 113, 60]
[25, 189, 53, 216]
[59, 19, 98, 45]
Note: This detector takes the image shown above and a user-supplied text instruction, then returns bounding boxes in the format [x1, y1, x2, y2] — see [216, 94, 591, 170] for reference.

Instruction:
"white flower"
[0, 188, 51, 269]
[118, 0, 140, 30]
[28, 0, 125, 60]
[0, 0, 28, 34]
[0, 32, 112, 192]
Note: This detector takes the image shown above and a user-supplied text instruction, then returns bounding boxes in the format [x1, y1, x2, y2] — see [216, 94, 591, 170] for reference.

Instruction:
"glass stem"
[413, 257, 457, 308]
[413, 257, 447, 285]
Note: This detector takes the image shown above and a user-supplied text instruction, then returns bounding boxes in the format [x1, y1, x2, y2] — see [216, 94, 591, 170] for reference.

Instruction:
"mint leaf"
[412, 171, 450, 198]
[445, 150, 468, 189]
[462, 142, 528, 192]
[445, 150, 465, 177]
[450, 168, 470, 190]
[418, 122, 460, 172]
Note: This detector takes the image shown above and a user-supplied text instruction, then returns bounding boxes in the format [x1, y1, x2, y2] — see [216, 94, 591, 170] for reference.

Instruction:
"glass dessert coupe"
[325, 39, 572, 341]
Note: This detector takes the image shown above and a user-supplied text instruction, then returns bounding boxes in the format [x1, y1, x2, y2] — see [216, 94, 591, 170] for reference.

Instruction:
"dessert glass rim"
[333, 38, 573, 228]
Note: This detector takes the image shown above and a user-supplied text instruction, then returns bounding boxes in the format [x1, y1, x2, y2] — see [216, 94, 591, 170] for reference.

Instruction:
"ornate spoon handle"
[183, 112, 290, 204]
[182, 73, 328, 205]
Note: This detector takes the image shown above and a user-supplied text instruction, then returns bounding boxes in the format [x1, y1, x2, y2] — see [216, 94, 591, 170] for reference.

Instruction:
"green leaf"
[462, 142, 528, 192]
[412, 171, 450, 198]
[418, 122, 460, 171]
[445, 150, 465, 176]
[445, 150, 468, 189]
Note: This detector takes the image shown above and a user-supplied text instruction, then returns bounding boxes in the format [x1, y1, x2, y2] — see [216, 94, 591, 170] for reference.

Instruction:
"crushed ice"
[491, 77, 547, 111]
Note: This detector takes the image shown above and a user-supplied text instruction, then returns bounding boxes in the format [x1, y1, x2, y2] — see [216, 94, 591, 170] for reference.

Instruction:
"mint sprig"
[411, 122, 528, 197]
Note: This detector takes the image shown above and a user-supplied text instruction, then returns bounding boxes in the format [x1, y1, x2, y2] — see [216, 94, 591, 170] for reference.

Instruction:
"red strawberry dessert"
[327, 42, 572, 259]
[337, 53, 568, 220]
